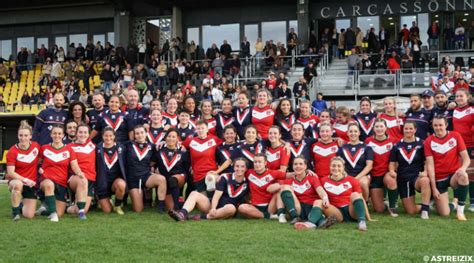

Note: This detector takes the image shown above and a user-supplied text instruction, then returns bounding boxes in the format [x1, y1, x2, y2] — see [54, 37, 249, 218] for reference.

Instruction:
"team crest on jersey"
[430, 137, 457, 154]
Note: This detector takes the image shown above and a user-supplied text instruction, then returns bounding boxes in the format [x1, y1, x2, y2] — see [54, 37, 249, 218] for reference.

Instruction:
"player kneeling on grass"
[95, 127, 127, 215]
[388, 121, 431, 219]
[319, 157, 370, 231]
[67, 124, 97, 217]
[238, 154, 290, 219]
[425, 116, 471, 221]
[39, 124, 86, 222]
[126, 125, 167, 213]
[275, 156, 336, 229]
[168, 158, 249, 221]
[6, 120, 41, 221]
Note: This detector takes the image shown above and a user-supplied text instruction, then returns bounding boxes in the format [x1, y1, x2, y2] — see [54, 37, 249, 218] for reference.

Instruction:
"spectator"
[455, 22, 465, 50]
[212, 54, 224, 76]
[211, 85, 224, 105]
[168, 63, 179, 91]
[57, 47, 65, 63]
[379, 26, 390, 51]
[21, 91, 30, 104]
[409, 21, 420, 40]
[453, 78, 469, 94]
[320, 28, 330, 47]
[401, 55, 413, 73]
[0, 94, 6, 111]
[51, 60, 63, 80]
[67, 43, 76, 60]
[241, 37, 251, 58]
[399, 24, 410, 46]
[347, 49, 360, 73]
[328, 100, 337, 119]
[100, 64, 114, 95]
[206, 43, 219, 60]
[411, 34, 422, 67]
[142, 90, 154, 109]
[293, 76, 308, 100]
[345, 28, 356, 50]
[229, 54, 241, 77]
[338, 29, 346, 59]
[311, 92, 327, 115]
[443, 23, 455, 50]
[255, 38, 265, 68]
[355, 27, 364, 49]
[287, 28, 298, 55]
[303, 62, 317, 83]
[274, 82, 291, 99]
[361, 53, 373, 74]
[367, 28, 378, 53]
[29, 90, 40, 105]
[427, 21, 440, 50]
[79, 90, 89, 106]
[387, 51, 401, 74]
[330, 28, 339, 58]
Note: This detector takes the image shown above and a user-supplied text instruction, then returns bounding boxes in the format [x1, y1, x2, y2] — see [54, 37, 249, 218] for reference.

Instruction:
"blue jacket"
[95, 142, 127, 198]
[311, 99, 327, 115]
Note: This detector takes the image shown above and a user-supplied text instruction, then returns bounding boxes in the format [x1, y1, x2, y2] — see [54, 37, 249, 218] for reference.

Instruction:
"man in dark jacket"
[379, 26, 390, 51]
[240, 37, 251, 58]
[303, 62, 317, 83]
[344, 28, 356, 50]
[220, 40, 232, 59]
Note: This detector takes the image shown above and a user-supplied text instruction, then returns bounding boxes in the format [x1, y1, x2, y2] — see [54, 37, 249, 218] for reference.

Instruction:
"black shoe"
[168, 210, 185, 222]
[290, 217, 302, 225]
[318, 215, 337, 229]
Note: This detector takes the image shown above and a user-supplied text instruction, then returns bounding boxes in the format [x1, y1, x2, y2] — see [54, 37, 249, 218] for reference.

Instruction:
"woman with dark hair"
[274, 98, 296, 141]
[200, 100, 217, 136]
[354, 97, 377, 141]
[182, 96, 200, 128]
[215, 98, 235, 139]
[67, 101, 88, 125]
[233, 92, 253, 139]
[91, 95, 131, 143]
[96, 127, 127, 215]
[216, 125, 239, 174]
[154, 128, 190, 210]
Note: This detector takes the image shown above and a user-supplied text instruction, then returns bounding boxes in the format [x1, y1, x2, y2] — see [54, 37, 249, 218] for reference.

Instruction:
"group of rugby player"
[5, 87, 473, 231]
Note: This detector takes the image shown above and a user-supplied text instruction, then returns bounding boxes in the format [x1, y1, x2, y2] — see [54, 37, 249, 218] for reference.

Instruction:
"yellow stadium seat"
[22, 104, 30, 111]
[6, 105, 13, 112]
[31, 104, 38, 111]
[39, 104, 46, 110]
[0, 150, 8, 165]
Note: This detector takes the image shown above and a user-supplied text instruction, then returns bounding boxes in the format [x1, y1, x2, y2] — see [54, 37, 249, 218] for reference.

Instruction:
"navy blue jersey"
[232, 141, 263, 169]
[147, 126, 166, 146]
[274, 113, 296, 141]
[233, 106, 252, 139]
[125, 141, 154, 180]
[354, 111, 377, 141]
[102, 145, 122, 180]
[405, 108, 433, 140]
[153, 146, 190, 178]
[390, 138, 425, 182]
[216, 142, 238, 173]
[62, 136, 73, 145]
[95, 110, 130, 143]
[87, 107, 107, 144]
[338, 142, 374, 177]
[215, 173, 249, 207]
[177, 124, 196, 142]
[126, 106, 148, 129]
[215, 112, 235, 139]
[432, 105, 453, 131]
[33, 108, 68, 145]
[288, 138, 316, 171]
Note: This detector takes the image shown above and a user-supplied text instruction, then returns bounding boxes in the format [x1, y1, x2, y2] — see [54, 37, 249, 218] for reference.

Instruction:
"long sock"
[469, 182, 474, 205]
[170, 187, 180, 210]
[277, 208, 285, 216]
[157, 200, 166, 211]
[200, 213, 207, 219]
[353, 199, 366, 222]
[307, 206, 323, 225]
[12, 206, 20, 216]
[280, 190, 298, 219]
[453, 187, 459, 200]
[77, 201, 86, 211]
[387, 189, 398, 209]
[457, 184, 469, 214]
[179, 208, 189, 218]
[114, 198, 123, 207]
[45, 195, 56, 214]
[421, 204, 430, 212]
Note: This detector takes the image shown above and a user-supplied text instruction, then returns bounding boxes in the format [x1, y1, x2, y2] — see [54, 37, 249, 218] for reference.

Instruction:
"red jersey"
[203, 117, 217, 136]
[333, 121, 354, 142]
[246, 169, 286, 206]
[252, 105, 275, 140]
[321, 175, 362, 208]
[424, 131, 466, 181]
[6, 142, 41, 182]
[281, 175, 321, 205]
[311, 141, 339, 178]
[70, 140, 97, 182]
[379, 113, 404, 141]
[265, 144, 290, 170]
[183, 135, 222, 182]
[162, 111, 178, 126]
[365, 136, 395, 177]
[453, 105, 474, 148]
[297, 115, 320, 130]
[40, 144, 77, 187]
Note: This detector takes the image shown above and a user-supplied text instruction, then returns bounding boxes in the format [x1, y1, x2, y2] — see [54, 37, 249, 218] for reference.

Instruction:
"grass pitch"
[0, 184, 473, 262]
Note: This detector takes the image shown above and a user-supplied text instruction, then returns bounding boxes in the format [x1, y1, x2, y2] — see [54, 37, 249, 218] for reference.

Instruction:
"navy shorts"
[338, 206, 356, 222]
[436, 175, 454, 194]
[370, 176, 384, 189]
[127, 174, 151, 190]
[255, 204, 270, 219]
[397, 176, 418, 199]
